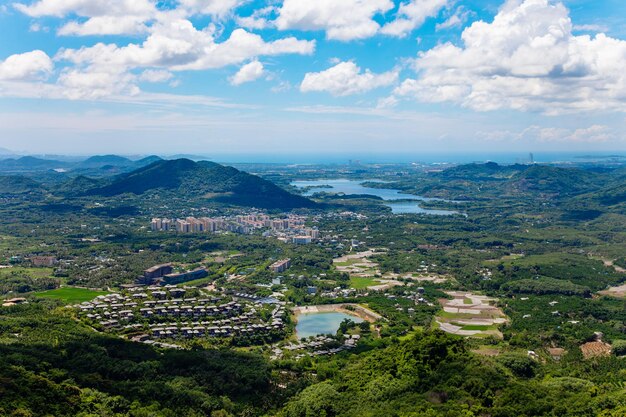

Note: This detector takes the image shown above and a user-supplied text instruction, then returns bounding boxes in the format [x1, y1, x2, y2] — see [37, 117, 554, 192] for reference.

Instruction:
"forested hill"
[84, 158, 317, 209]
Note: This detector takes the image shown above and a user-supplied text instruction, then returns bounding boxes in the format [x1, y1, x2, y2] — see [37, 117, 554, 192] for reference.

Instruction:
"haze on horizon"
[1, 0, 625, 155]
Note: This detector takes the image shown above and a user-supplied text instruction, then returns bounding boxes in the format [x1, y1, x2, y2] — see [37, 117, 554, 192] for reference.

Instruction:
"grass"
[0, 267, 55, 279]
[438, 311, 478, 320]
[34, 287, 108, 303]
[349, 276, 379, 289]
[459, 324, 495, 331]
[463, 298, 473, 305]
[334, 258, 364, 267]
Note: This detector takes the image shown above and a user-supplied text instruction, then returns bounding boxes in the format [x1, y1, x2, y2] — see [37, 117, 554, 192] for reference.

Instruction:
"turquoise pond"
[295, 312, 363, 339]
[290, 179, 458, 215]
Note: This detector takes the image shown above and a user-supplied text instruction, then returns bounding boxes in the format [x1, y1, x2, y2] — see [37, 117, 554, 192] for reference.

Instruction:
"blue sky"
[0, 0, 625, 159]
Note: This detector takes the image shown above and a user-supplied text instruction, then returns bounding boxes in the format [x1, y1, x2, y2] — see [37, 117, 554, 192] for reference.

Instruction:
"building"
[163, 268, 209, 285]
[139, 263, 173, 284]
[31, 256, 58, 267]
[269, 259, 291, 273]
[176, 219, 191, 233]
[292, 236, 312, 245]
[151, 218, 162, 231]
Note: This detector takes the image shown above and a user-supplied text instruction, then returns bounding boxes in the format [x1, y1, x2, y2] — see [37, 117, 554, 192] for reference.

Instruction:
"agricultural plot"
[436, 291, 507, 338]
[336, 250, 444, 290]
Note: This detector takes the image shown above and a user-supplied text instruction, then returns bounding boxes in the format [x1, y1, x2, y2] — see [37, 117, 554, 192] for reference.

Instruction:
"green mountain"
[0, 175, 43, 194]
[0, 156, 69, 172]
[85, 159, 316, 209]
[76, 155, 134, 169]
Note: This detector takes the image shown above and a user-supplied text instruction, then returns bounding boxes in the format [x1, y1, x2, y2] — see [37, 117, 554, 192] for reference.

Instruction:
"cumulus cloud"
[14, 0, 158, 36]
[139, 69, 174, 83]
[275, 0, 394, 41]
[300, 61, 398, 96]
[178, 0, 242, 17]
[0, 50, 53, 80]
[51, 17, 314, 98]
[230, 60, 264, 86]
[57, 20, 314, 71]
[395, 0, 626, 114]
[58, 15, 151, 36]
[436, 6, 472, 31]
[236, 6, 276, 30]
[381, 0, 448, 37]
[14, 0, 156, 18]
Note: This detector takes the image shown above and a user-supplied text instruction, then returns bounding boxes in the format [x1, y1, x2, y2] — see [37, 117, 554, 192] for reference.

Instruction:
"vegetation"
[1, 158, 626, 416]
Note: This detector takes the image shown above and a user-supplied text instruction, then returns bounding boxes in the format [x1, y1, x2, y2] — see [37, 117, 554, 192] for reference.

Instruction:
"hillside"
[76, 155, 134, 168]
[0, 156, 69, 172]
[84, 159, 316, 209]
[0, 175, 43, 194]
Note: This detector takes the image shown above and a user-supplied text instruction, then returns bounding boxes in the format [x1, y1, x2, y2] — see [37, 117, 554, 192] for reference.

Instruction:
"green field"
[349, 276, 379, 289]
[34, 287, 108, 303]
[0, 267, 55, 279]
[459, 324, 495, 331]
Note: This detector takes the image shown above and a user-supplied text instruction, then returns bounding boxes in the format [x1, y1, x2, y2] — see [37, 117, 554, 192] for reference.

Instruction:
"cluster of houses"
[75, 287, 287, 344]
[151, 304, 285, 340]
[274, 334, 361, 360]
[151, 213, 321, 245]
[320, 287, 357, 299]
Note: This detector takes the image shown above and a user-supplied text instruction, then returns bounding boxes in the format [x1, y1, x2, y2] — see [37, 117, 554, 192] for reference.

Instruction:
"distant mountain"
[438, 162, 525, 180]
[76, 155, 134, 168]
[166, 154, 212, 161]
[0, 156, 69, 172]
[508, 165, 601, 195]
[84, 159, 316, 209]
[134, 155, 163, 167]
[438, 163, 604, 196]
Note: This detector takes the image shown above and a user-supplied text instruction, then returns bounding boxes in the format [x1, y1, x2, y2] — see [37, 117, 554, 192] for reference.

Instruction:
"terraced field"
[436, 291, 508, 338]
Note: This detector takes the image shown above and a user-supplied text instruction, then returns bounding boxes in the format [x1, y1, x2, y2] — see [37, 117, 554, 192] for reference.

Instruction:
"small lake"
[295, 312, 363, 339]
[291, 179, 458, 215]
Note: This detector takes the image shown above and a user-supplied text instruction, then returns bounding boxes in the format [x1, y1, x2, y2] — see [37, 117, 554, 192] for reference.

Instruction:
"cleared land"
[436, 291, 507, 338]
[336, 250, 446, 289]
[599, 283, 626, 299]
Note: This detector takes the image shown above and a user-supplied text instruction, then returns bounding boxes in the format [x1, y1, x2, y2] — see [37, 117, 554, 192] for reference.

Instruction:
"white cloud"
[15, 0, 158, 36]
[57, 20, 314, 70]
[573, 24, 609, 33]
[381, 0, 448, 37]
[0, 50, 53, 80]
[436, 6, 472, 31]
[58, 15, 151, 36]
[51, 17, 314, 98]
[275, 0, 394, 41]
[178, 0, 242, 17]
[139, 69, 174, 83]
[236, 6, 276, 30]
[14, 0, 156, 18]
[480, 124, 618, 143]
[230, 60, 264, 85]
[395, 0, 626, 114]
[300, 61, 398, 96]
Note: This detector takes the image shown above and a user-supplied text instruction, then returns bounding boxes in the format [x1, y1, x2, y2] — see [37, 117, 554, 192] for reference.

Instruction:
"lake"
[291, 179, 458, 215]
[295, 311, 363, 339]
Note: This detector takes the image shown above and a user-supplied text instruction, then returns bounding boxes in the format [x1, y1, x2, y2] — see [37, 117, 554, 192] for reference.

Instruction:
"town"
[151, 213, 320, 244]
